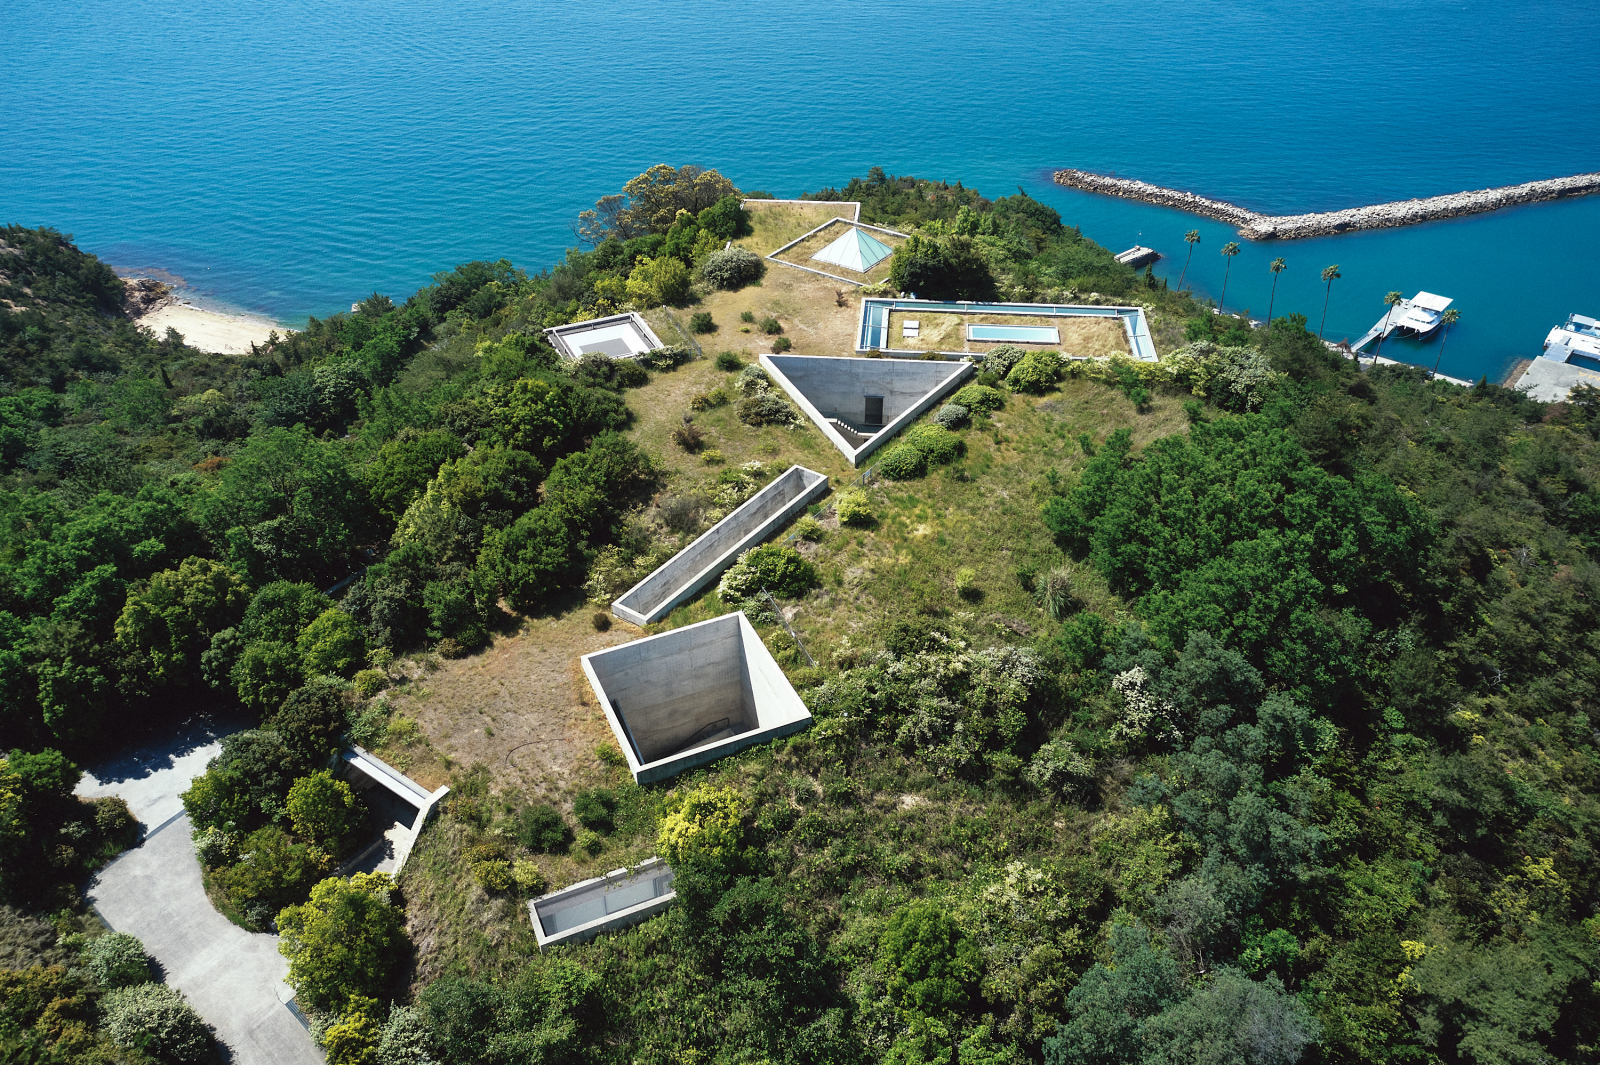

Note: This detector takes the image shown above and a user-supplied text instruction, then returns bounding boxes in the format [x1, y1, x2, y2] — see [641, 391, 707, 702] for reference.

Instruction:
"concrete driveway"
[81, 712, 322, 1065]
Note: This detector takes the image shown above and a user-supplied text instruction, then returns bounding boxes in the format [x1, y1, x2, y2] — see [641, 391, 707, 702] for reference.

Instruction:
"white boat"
[1542, 313, 1600, 363]
[1395, 291, 1452, 336]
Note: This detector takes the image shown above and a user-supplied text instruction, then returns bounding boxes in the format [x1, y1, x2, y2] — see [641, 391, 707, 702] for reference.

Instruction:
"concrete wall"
[582, 613, 813, 784]
[760, 355, 972, 467]
[530, 857, 677, 949]
[612, 465, 829, 626]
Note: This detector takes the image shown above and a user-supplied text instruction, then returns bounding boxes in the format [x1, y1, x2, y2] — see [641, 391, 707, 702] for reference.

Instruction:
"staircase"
[827, 418, 875, 449]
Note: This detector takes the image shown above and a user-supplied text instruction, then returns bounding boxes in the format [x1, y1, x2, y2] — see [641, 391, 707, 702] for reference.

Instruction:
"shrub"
[719, 543, 818, 603]
[478, 507, 581, 613]
[736, 394, 799, 427]
[934, 403, 969, 429]
[573, 788, 617, 833]
[376, 1006, 438, 1065]
[876, 443, 928, 481]
[576, 830, 604, 856]
[591, 611, 611, 632]
[657, 783, 746, 872]
[690, 387, 729, 411]
[84, 932, 151, 989]
[511, 860, 548, 896]
[740, 310, 755, 323]
[955, 567, 980, 601]
[702, 248, 765, 290]
[714, 351, 744, 371]
[670, 420, 705, 452]
[471, 859, 512, 892]
[759, 316, 783, 336]
[902, 424, 964, 465]
[701, 449, 725, 465]
[836, 489, 876, 527]
[625, 255, 691, 307]
[102, 984, 213, 1063]
[1005, 350, 1063, 394]
[216, 825, 326, 927]
[277, 872, 405, 1013]
[1035, 565, 1077, 620]
[734, 365, 771, 394]
[689, 311, 714, 334]
[352, 669, 388, 699]
[287, 771, 364, 858]
[771, 336, 792, 352]
[515, 805, 572, 854]
[323, 995, 383, 1065]
[952, 384, 1004, 413]
[93, 795, 139, 851]
[981, 344, 1028, 376]
[637, 344, 695, 371]
[793, 515, 825, 542]
[613, 359, 649, 388]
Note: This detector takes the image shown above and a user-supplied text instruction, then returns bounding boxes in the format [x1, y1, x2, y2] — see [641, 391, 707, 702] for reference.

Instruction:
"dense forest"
[3, 165, 1598, 1065]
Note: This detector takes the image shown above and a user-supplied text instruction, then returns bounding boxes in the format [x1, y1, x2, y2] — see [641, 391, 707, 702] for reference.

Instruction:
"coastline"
[1052, 169, 1600, 240]
[119, 275, 287, 355]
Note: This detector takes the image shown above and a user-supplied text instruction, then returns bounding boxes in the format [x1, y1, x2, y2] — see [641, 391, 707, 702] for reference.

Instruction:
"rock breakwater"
[1053, 169, 1600, 240]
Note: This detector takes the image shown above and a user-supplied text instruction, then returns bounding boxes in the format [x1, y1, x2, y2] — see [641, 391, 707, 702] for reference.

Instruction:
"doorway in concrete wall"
[864, 395, 884, 427]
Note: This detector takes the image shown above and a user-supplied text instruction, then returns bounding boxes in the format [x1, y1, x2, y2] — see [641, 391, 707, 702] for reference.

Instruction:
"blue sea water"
[4, 0, 1599, 384]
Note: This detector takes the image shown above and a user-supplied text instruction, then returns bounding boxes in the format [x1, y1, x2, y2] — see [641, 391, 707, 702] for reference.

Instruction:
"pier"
[1349, 293, 1452, 353]
[1053, 169, 1600, 240]
[1114, 245, 1161, 268]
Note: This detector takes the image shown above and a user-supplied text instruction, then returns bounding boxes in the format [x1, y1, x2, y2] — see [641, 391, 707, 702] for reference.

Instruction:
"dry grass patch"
[737, 200, 859, 254]
[647, 266, 863, 359]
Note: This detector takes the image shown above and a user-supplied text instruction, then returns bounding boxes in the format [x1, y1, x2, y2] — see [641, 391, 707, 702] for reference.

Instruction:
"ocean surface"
[4, 0, 1599, 384]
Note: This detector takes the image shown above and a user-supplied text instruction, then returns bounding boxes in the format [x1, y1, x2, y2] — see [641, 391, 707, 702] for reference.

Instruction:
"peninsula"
[1053, 167, 1600, 239]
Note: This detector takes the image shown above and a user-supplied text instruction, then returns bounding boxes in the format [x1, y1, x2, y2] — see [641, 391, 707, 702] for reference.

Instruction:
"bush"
[736, 394, 799, 427]
[511, 859, 548, 896]
[718, 543, 819, 603]
[591, 611, 611, 632]
[637, 344, 695, 371]
[576, 829, 604, 856]
[955, 567, 980, 601]
[323, 995, 384, 1065]
[740, 310, 755, 324]
[759, 316, 783, 336]
[85, 932, 151, 989]
[902, 424, 964, 465]
[1005, 350, 1064, 394]
[690, 387, 730, 411]
[1036, 566, 1078, 620]
[478, 507, 581, 614]
[981, 344, 1028, 377]
[934, 403, 969, 429]
[689, 311, 714, 334]
[793, 515, 825, 542]
[671, 420, 705, 452]
[952, 384, 1004, 413]
[102, 983, 213, 1063]
[836, 489, 876, 527]
[573, 788, 616, 833]
[735, 364, 772, 394]
[352, 669, 388, 699]
[701, 248, 765, 290]
[701, 449, 725, 465]
[287, 771, 363, 858]
[376, 1006, 438, 1065]
[471, 859, 512, 892]
[216, 825, 326, 927]
[92, 795, 139, 851]
[714, 351, 744, 371]
[771, 336, 792, 353]
[515, 805, 572, 854]
[278, 872, 406, 1013]
[876, 443, 927, 481]
[625, 255, 691, 307]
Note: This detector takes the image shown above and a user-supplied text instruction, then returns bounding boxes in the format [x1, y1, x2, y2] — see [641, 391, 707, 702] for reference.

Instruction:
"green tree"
[1318, 264, 1340, 341]
[367, 430, 467, 520]
[297, 608, 367, 677]
[1431, 307, 1461, 378]
[1266, 258, 1287, 327]
[477, 508, 581, 614]
[270, 679, 350, 770]
[624, 255, 692, 308]
[1043, 925, 1183, 1065]
[482, 376, 628, 462]
[287, 770, 363, 857]
[1373, 290, 1403, 361]
[230, 640, 304, 716]
[1218, 242, 1241, 314]
[115, 557, 248, 693]
[888, 233, 997, 301]
[1177, 230, 1200, 290]
[1140, 970, 1317, 1065]
[881, 901, 982, 1018]
[278, 872, 407, 1013]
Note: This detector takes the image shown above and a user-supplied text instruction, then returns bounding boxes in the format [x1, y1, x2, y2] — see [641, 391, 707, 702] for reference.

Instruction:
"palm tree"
[1177, 230, 1201, 289]
[1319, 264, 1340, 341]
[1373, 291, 1404, 362]
[1266, 258, 1287, 327]
[1218, 241, 1241, 315]
[1431, 308, 1461, 378]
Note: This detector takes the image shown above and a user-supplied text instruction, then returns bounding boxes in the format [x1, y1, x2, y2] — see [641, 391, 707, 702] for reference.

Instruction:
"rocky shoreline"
[1053, 168, 1600, 240]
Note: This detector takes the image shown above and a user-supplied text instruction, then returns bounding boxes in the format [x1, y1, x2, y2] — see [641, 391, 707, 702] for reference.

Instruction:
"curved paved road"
[81, 715, 322, 1065]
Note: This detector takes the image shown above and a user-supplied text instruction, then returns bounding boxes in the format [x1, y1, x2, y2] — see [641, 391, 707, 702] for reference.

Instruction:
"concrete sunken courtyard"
[544, 311, 664, 359]
[759, 353, 973, 467]
[581, 612, 812, 784]
[529, 857, 677, 949]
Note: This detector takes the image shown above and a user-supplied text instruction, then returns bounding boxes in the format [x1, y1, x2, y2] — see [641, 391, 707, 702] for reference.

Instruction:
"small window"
[864, 396, 884, 425]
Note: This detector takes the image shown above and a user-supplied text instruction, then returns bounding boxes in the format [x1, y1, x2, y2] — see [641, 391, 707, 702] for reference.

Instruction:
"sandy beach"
[135, 301, 286, 355]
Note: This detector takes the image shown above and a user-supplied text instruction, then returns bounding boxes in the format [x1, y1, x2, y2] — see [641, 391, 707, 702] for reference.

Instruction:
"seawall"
[1052, 169, 1600, 240]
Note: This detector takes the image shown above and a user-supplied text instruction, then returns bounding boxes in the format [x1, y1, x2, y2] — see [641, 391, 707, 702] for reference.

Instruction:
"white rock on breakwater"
[1053, 169, 1600, 239]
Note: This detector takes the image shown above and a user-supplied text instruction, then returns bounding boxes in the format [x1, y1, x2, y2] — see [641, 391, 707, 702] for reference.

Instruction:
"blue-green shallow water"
[4, 0, 1598, 384]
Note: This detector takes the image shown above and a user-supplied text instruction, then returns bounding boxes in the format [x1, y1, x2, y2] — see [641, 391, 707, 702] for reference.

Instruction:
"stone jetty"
[1053, 168, 1600, 240]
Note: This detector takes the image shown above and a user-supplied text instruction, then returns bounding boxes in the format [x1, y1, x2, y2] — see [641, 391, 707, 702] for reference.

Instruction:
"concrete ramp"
[612, 465, 829, 626]
[760, 354, 973, 467]
[529, 857, 676, 949]
[582, 612, 812, 783]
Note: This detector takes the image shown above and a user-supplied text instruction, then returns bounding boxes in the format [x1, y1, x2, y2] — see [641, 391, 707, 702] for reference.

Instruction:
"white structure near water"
[811, 227, 895, 272]
[612, 465, 829, 625]
[544, 311, 664, 359]
[759, 354, 973, 467]
[529, 857, 677, 949]
[1542, 313, 1600, 365]
[582, 613, 813, 784]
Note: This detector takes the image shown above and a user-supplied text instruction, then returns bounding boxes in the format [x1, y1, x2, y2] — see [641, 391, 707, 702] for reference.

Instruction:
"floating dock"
[1114, 245, 1161, 268]
[1350, 292, 1452, 353]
